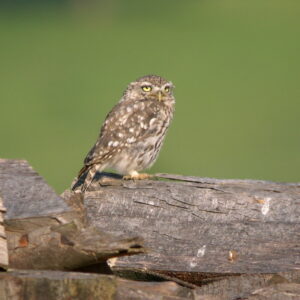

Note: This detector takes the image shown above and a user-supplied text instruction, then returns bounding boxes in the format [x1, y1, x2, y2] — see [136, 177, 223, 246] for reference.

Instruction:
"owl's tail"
[72, 164, 100, 192]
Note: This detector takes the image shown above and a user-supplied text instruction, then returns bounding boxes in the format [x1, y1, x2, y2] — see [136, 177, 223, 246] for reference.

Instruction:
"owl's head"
[123, 75, 175, 104]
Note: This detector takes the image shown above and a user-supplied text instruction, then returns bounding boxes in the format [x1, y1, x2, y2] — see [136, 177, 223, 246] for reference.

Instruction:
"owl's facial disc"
[129, 80, 173, 102]
[143, 84, 171, 101]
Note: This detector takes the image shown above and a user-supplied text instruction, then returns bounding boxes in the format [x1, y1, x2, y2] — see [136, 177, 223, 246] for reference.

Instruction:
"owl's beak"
[158, 91, 163, 102]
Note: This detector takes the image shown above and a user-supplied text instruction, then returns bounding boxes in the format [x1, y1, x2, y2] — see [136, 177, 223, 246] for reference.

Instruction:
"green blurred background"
[1, 0, 299, 193]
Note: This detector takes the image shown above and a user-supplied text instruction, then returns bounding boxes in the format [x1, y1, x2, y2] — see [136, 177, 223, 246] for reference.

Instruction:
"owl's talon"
[123, 173, 153, 180]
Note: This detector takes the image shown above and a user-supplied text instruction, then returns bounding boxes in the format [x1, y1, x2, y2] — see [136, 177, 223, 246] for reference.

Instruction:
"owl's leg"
[123, 170, 153, 180]
[80, 164, 100, 192]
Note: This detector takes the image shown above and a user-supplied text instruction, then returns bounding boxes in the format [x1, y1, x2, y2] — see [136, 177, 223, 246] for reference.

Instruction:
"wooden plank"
[75, 173, 300, 282]
[0, 159, 145, 270]
[195, 271, 300, 299]
[0, 270, 196, 300]
[246, 283, 300, 300]
[0, 196, 8, 270]
[8, 221, 144, 270]
[0, 159, 71, 222]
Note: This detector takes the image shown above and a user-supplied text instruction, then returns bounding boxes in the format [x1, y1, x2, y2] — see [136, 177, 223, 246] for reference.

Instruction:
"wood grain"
[77, 172, 300, 282]
[0, 160, 145, 270]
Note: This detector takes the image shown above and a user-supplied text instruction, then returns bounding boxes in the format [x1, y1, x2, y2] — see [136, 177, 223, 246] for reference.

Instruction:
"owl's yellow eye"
[164, 86, 170, 92]
[142, 85, 152, 92]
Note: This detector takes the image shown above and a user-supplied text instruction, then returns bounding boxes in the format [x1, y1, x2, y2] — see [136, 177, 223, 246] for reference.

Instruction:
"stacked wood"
[0, 270, 196, 300]
[1, 158, 300, 299]
[0, 195, 8, 270]
[0, 159, 144, 272]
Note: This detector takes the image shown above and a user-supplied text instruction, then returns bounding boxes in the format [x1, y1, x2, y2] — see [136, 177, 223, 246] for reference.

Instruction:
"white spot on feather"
[140, 122, 148, 129]
[129, 128, 134, 133]
[112, 141, 119, 147]
[149, 118, 156, 126]
[127, 137, 136, 143]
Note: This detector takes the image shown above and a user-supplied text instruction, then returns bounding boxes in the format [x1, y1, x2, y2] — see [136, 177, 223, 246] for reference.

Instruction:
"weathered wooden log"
[247, 282, 300, 300]
[0, 270, 198, 300]
[194, 270, 300, 299]
[0, 159, 144, 270]
[0, 159, 75, 232]
[2, 158, 300, 299]
[0, 196, 8, 270]
[8, 221, 144, 270]
[72, 172, 300, 284]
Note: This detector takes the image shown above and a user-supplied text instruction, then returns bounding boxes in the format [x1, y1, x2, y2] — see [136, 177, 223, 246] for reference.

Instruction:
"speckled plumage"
[75, 75, 175, 192]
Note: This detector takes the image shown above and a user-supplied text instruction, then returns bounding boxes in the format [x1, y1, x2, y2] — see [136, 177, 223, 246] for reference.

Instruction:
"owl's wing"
[82, 100, 162, 170]
[82, 102, 124, 167]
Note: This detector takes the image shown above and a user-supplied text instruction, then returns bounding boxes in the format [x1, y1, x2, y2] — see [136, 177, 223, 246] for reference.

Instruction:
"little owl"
[74, 75, 175, 192]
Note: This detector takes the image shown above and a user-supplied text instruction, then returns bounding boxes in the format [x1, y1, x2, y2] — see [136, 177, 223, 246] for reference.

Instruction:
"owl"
[74, 75, 175, 192]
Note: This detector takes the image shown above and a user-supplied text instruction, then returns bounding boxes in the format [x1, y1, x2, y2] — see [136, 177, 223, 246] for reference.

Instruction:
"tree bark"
[74, 172, 300, 284]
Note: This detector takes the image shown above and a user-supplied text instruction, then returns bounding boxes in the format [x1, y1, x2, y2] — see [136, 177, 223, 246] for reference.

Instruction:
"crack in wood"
[133, 200, 161, 208]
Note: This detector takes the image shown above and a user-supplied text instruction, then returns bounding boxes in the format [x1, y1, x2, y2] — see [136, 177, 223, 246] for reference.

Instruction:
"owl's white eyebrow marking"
[164, 81, 174, 88]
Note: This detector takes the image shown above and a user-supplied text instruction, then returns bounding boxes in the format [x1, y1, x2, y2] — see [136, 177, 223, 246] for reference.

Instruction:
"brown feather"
[78, 165, 89, 178]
